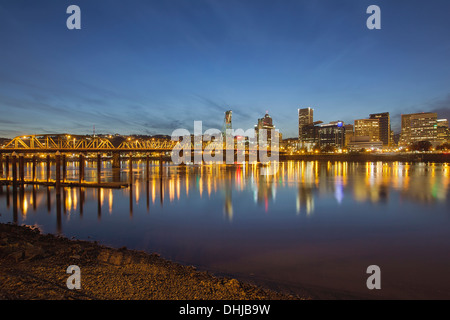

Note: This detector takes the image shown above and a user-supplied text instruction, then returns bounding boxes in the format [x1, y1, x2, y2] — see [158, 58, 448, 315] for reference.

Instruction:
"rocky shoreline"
[0, 223, 301, 300]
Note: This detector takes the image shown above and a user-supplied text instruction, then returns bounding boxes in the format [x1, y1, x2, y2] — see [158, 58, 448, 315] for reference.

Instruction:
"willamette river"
[1, 160, 449, 299]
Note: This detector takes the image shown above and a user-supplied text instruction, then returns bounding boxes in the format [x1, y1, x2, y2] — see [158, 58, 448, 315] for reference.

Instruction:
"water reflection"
[0, 161, 449, 231]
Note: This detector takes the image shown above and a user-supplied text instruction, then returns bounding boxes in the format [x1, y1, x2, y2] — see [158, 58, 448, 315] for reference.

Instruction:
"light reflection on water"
[0, 160, 449, 299]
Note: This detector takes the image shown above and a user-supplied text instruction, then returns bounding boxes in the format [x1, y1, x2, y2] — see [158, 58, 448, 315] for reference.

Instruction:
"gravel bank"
[0, 223, 301, 300]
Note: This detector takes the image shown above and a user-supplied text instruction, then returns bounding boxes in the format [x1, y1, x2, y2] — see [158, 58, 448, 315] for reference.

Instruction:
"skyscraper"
[298, 107, 314, 147]
[255, 112, 278, 144]
[369, 112, 391, 146]
[223, 110, 232, 137]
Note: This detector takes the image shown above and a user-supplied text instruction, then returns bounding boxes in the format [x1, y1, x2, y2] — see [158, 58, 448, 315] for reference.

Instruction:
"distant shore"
[0, 223, 300, 300]
[279, 152, 450, 163]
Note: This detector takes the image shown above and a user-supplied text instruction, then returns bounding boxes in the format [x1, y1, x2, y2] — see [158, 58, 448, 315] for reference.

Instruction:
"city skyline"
[1, 0, 450, 139]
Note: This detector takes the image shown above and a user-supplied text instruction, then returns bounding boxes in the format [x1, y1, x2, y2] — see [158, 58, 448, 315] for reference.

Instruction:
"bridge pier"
[128, 153, 133, 185]
[19, 154, 25, 184]
[97, 153, 102, 183]
[159, 154, 163, 177]
[112, 152, 121, 169]
[62, 154, 66, 182]
[5, 155, 9, 179]
[32, 155, 36, 181]
[146, 154, 150, 182]
[46, 155, 51, 182]
[79, 154, 84, 183]
[12, 153, 17, 188]
[0, 153, 3, 177]
[55, 151, 61, 195]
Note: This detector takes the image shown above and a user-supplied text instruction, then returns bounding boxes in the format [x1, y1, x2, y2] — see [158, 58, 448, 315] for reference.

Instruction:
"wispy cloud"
[390, 93, 450, 132]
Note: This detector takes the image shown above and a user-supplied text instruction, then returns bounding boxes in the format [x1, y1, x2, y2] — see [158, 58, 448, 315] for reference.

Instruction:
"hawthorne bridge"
[0, 134, 281, 188]
[1, 134, 179, 153]
[0, 134, 281, 155]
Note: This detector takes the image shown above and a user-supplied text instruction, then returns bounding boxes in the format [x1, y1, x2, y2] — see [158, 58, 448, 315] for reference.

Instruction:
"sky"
[0, 0, 449, 138]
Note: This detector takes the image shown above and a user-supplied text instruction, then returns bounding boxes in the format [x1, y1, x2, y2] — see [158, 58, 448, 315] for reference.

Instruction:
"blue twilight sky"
[0, 0, 449, 138]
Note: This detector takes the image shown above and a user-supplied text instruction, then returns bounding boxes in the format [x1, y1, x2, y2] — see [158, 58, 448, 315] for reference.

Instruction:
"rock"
[226, 279, 241, 290]
[8, 250, 24, 261]
[24, 243, 44, 260]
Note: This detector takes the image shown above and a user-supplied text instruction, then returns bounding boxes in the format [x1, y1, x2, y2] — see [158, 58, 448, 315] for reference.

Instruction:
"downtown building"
[348, 118, 383, 151]
[298, 107, 314, 148]
[400, 112, 439, 147]
[437, 119, 450, 144]
[354, 118, 380, 142]
[369, 112, 392, 147]
[255, 112, 281, 146]
[299, 120, 346, 151]
[317, 121, 346, 150]
[343, 124, 354, 147]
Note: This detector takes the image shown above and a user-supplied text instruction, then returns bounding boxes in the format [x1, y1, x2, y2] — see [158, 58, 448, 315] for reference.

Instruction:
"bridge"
[0, 134, 179, 153]
[0, 134, 282, 189]
[0, 134, 281, 154]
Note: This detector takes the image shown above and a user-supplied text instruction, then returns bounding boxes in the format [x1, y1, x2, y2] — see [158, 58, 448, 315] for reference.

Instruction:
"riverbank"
[0, 223, 300, 300]
[279, 152, 450, 163]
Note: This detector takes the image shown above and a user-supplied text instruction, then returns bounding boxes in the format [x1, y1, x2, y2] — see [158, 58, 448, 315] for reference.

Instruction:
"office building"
[255, 112, 279, 145]
[369, 112, 391, 146]
[344, 124, 354, 147]
[354, 118, 380, 142]
[437, 119, 449, 144]
[348, 136, 383, 151]
[298, 108, 314, 147]
[318, 121, 345, 149]
[400, 112, 438, 146]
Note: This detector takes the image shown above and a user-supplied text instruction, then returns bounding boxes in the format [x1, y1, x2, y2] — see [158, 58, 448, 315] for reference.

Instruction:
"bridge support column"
[12, 152, 17, 188]
[32, 155, 36, 181]
[5, 155, 9, 179]
[55, 151, 61, 195]
[97, 153, 102, 183]
[146, 154, 150, 182]
[46, 155, 51, 182]
[128, 153, 133, 186]
[62, 154, 66, 182]
[79, 154, 84, 183]
[19, 154, 25, 184]
[112, 152, 121, 169]
[0, 153, 3, 177]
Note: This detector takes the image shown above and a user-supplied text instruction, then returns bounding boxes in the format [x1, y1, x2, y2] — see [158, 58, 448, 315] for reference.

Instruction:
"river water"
[1, 160, 449, 299]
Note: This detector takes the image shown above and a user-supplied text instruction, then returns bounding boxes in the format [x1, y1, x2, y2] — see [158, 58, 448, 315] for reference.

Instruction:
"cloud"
[427, 94, 450, 120]
[390, 93, 450, 133]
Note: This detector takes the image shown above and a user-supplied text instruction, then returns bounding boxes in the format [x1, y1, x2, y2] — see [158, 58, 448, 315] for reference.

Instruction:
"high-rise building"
[343, 124, 354, 147]
[369, 112, 391, 146]
[298, 108, 314, 146]
[437, 119, 449, 144]
[224, 110, 232, 129]
[318, 121, 345, 149]
[300, 123, 321, 151]
[400, 112, 438, 146]
[255, 112, 279, 144]
[354, 118, 380, 142]
[222, 110, 233, 139]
